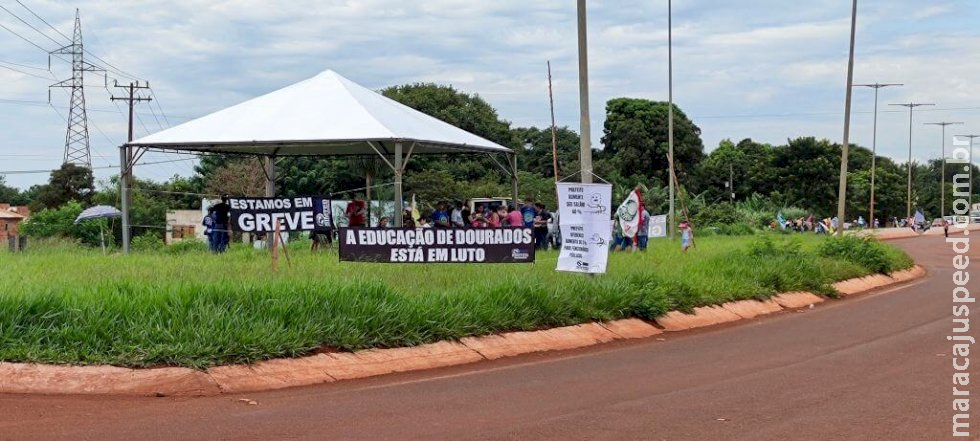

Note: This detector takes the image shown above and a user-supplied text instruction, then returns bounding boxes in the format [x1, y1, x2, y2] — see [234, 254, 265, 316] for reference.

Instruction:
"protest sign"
[339, 228, 535, 263]
[556, 182, 612, 224]
[556, 220, 612, 274]
[649, 214, 667, 238]
[229, 196, 330, 233]
[556, 182, 613, 274]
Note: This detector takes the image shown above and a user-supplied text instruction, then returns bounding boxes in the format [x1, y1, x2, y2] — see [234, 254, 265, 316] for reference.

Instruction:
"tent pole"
[264, 156, 276, 197]
[394, 142, 404, 227]
[510, 153, 520, 208]
[119, 145, 131, 253]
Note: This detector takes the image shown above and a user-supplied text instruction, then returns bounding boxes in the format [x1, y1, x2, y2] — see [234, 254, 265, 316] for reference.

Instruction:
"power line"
[0, 20, 50, 52]
[0, 62, 51, 80]
[0, 3, 65, 46]
[14, 0, 70, 41]
[0, 58, 49, 70]
[0, 157, 198, 175]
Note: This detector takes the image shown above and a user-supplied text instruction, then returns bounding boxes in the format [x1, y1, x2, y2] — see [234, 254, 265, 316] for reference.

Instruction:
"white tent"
[118, 70, 519, 250]
[128, 70, 511, 156]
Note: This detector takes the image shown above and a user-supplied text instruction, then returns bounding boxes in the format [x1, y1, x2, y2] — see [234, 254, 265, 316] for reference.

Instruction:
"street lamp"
[854, 83, 902, 228]
[835, 0, 858, 236]
[889, 102, 935, 218]
[925, 122, 963, 217]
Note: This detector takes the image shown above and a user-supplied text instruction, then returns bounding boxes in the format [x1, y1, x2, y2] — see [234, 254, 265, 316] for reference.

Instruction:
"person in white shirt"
[451, 201, 465, 227]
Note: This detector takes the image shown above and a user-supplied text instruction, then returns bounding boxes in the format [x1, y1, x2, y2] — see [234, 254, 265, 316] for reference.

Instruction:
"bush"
[818, 236, 911, 273]
[19, 201, 106, 247]
[131, 232, 165, 252]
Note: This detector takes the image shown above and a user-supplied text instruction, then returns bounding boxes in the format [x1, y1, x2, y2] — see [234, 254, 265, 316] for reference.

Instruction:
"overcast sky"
[1, 0, 978, 190]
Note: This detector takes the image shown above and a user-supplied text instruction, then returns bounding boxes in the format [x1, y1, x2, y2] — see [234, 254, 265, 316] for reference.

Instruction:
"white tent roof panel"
[128, 70, 511, 156]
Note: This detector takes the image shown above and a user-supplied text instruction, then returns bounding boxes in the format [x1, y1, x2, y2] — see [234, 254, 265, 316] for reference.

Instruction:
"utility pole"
[547, 61, 560, 184]
[729, 163, 734, 205]
[576, 0, 592, 185]
[49, 9, 103, 168]
[111, 80, 151, 253]
[854, 83, 901, 229]
[889, 102, 935, 218]
[667, 0, 676, 239]
[835, 0, 858, 236]
[925, 122, 963, 218]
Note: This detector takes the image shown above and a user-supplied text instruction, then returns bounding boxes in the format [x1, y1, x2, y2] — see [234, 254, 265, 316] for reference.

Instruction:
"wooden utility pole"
[111, 80, 151, 253]
[835, 0, 858, 236]
[576, 0, 592, 184]
[548, 61, 560, 183]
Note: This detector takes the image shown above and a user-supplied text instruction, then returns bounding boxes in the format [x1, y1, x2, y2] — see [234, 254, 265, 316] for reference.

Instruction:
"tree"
[510, 126, 580, 180]
[600, 98, 705, 187]
[0, 176, 28, 205]
[20, 200, 105, 246]
[205, 158, 267, 197]
[30, 163, 95, 210]
[381, 83, 513, 146]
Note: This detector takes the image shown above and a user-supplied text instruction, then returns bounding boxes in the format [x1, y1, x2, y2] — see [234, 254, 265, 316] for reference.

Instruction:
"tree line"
[7, 83, 978, 245]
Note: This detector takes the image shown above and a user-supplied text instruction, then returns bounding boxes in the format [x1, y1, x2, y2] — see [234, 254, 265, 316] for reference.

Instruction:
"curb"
[0, 265, 924, 397]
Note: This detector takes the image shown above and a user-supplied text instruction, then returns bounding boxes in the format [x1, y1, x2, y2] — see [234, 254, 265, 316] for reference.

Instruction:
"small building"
[165, 209, 207, 244]
[0, 204, 29, 246]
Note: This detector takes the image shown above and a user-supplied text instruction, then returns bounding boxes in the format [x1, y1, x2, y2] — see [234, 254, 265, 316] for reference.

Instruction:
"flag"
[914, 209, 925, 226]
[777, 211, 786, 230]
[617, 189, 642, 239]
[411, 194, 421, 224]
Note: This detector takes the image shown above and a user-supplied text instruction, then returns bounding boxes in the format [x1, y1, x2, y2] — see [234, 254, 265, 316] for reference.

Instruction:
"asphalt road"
[2, 234, 977, 440]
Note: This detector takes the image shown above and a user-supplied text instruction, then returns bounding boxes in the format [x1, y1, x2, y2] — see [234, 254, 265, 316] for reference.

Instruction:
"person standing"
[532, 202, 551, 250]
[636, 207, 650, 251]
[679, 221, 694, 253]
[506, 204, 523, 228]
[488, 206, 503, 228]
[433, 203, 451, 228]
[345, 195, 367, 227]
[451, 202, 465, 228]
[211, 196, 231, 253]
[202, 206, 217, 252]
[521, 201, 537, 229]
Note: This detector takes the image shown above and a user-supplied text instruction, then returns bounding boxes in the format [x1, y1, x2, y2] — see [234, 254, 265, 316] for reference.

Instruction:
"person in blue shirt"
[521, 201, 537, 229]
[432, 203, 451, 228]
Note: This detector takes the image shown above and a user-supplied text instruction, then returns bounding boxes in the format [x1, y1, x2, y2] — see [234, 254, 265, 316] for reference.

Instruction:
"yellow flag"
[411, 194, 421, 224]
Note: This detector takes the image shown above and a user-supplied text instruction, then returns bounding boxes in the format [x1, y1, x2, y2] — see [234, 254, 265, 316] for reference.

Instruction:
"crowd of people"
[307, 196, 560, 251]
[404, 200, 557, 250]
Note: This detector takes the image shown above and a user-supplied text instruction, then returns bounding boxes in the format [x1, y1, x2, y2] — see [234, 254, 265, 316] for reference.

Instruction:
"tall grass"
[0, 234, 912, 368]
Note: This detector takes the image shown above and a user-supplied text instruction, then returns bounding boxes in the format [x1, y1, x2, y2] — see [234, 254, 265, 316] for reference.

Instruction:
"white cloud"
[0, 0, 977, 190]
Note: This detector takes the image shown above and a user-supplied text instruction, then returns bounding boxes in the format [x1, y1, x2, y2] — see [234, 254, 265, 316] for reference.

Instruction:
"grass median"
[0, 233, 912, 369]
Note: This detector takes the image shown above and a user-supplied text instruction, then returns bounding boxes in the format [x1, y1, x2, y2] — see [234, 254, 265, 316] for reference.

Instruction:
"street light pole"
[576, 0, 592, 185]
[835, 0, 858, 236]
[854, 83, 901, 229]
[889, 102, 935, 218]
[667, 0, 676, 239]
[925, 122, 963, 218]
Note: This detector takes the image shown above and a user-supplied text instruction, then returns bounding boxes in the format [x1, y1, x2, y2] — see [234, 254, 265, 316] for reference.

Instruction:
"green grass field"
[0, 234, 912, 369]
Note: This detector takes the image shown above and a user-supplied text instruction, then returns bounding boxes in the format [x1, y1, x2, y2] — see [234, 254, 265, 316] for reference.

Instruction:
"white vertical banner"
[556, 182, 613, 274]
[649, 214, 667, 238]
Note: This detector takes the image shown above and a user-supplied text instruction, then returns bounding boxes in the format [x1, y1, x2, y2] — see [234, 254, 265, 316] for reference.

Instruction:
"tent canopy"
[127, 69, 512, 157]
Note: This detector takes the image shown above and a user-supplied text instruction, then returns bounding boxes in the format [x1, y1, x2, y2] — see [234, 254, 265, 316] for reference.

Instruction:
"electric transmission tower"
[49, 9, 103, 168]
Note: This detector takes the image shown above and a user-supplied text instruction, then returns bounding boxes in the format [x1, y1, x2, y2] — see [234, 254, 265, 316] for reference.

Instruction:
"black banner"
[229, 196, 331, 233]
[339, 227, 536, 263]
